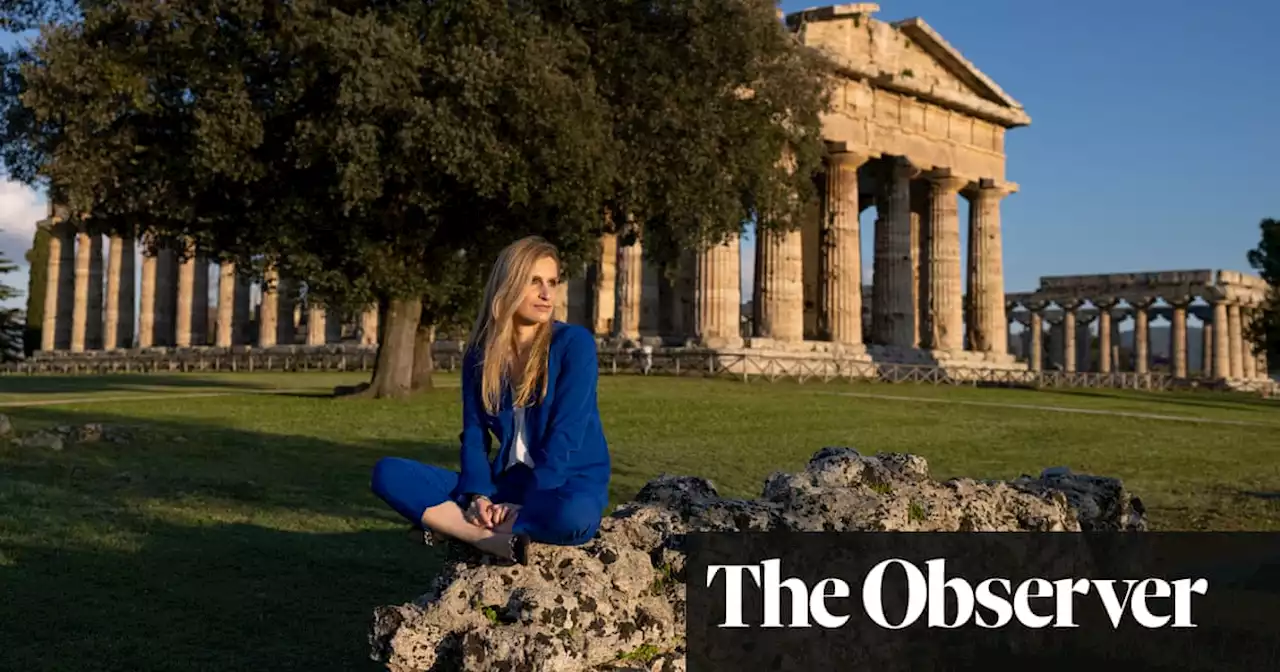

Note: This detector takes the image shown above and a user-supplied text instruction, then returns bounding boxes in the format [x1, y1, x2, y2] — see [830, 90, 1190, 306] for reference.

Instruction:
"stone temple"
[25, 4, 1273, 386]
[565, 3, 1032, 371]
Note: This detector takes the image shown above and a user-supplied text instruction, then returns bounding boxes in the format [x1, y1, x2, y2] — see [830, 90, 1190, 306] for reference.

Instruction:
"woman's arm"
[457, 351, 497, 499]
[529, 326, 598, 492]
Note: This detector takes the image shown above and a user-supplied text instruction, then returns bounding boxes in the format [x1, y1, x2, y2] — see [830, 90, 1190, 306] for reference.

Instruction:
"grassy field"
[1, 371, 1278, 670]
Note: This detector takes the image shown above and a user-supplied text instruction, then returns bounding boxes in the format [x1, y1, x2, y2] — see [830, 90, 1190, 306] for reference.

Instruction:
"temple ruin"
[24, 4, 1274, 387]
[1006, 270, 1270, 382]
[567, 2, 1034, 371]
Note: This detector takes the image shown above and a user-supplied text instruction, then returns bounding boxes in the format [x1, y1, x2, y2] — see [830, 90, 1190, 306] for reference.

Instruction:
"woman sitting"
[370, 236, 611, 564]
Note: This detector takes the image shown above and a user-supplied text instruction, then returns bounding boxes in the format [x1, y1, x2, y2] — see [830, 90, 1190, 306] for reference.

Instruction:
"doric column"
[820, 151, 868, 345]
[41, 221, 76, 351]
[138, 251, 155, 348]
[1029, 303, 1044, 371]
[175, 241, 196, 347]
[870, 156, 918, 347]
[753, 225, 804, 342]
[104, 235, 136, 350]
[1132, 300, 1151, 374]
[694, 234, 741, 348]
[592, 234, 617, 336]
[1062, 302, 1078, 373]
[360, 305, 379, 346]
[258, 266, 280, 348]
[216, 262, 235, 347]
[1242, 304, 1258, 379]
[1202, 318, 1215, 377]
[962, 180, 1014, 353]
[920, 170, 967, 351]
[140, 243, 177, 347]
[1171, 300, 1188, 378]
[1095, 301, 1114, 374]
[71, 231, 103, 352]
[216, 261, 251, 347]
[616, 239, 645, 341]
[1212, 299, 1230, 378]
[1227, 301, 1243, 379]
[307, 301, 327, 346]
[70, 231, 89, 352]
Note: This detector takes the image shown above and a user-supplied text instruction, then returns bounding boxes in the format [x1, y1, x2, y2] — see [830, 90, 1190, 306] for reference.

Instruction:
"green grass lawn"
[1, 371, 1278, 670]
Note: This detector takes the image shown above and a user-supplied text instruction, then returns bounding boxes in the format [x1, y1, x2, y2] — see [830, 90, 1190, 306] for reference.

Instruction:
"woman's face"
[514, 255, 559, 326]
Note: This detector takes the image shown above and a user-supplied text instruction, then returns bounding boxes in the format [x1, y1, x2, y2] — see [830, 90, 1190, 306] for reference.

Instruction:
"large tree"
[1, 0, 831, 397]
[1245, 217, 1279, 375]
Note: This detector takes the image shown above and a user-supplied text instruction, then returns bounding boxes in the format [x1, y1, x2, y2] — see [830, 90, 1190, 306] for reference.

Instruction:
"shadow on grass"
[1032, 386, 1280, 415]
[0, 374, 290, 396]
[1, 518, 442, 672]
[0, 405, 468, 671]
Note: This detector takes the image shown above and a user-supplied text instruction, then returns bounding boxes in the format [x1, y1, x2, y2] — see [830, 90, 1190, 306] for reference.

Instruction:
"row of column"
[1014, 299, 1268, 380]
[564, 153, 1014, 355]
[755, 154, 1013, 353]
[40, 224, 380, 352]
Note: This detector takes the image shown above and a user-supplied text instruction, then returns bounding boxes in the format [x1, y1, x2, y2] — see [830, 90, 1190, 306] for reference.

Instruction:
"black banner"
[686, 532, 1280, 671]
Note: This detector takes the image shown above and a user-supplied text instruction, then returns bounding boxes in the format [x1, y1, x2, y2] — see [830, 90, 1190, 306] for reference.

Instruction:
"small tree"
[1245, 217, 1279, 374]
[0, 236, 23, 360]
[22, 222, 47, 356]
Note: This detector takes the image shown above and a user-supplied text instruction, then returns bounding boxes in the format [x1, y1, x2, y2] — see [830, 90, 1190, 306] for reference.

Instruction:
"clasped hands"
[465, 495, 520, 531]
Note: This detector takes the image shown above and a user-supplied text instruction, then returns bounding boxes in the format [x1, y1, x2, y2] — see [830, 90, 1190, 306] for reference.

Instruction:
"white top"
[505, 406, 535, 470]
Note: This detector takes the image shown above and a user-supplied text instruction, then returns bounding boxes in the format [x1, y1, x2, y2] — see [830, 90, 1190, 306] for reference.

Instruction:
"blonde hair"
[465, 236, 562, 415]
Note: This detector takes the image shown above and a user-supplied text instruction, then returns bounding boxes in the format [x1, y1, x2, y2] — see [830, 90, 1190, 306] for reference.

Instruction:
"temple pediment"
[788, 4, 1030, 128]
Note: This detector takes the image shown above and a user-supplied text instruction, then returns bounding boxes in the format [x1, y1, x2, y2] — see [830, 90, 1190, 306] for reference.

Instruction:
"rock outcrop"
[369, 447, 1146, 671]
[2, 421, 133, 450]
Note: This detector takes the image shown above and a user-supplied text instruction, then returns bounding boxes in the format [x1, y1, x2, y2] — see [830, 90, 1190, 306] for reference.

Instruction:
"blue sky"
[2, 1, 1277, 309]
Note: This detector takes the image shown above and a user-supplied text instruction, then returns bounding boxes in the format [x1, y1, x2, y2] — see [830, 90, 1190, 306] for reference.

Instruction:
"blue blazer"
[456, 321, 611, 504]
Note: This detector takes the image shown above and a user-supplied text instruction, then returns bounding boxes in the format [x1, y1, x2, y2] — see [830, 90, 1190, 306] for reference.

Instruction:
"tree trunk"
[411, 323, 437, 390]
[351, 297, 421, 399]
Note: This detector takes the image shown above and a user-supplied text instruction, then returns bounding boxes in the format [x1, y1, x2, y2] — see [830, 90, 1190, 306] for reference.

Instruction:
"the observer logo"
[707, 558, 1209, 630]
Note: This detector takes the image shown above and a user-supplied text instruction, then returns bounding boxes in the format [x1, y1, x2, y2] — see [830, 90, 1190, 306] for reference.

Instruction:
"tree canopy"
[22, 223, 47, 357]
[1245, 217, 1278, 373]
[1, 0, 833, 395]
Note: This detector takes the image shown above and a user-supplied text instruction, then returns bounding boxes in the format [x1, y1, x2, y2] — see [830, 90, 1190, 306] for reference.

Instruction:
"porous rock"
[370, 447, 1146, 671]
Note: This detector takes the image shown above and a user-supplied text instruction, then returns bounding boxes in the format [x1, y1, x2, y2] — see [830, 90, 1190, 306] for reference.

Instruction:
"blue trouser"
[369, 457, 604, 546]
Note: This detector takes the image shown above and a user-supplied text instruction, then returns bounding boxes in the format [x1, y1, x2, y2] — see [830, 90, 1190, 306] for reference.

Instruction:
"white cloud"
[0, 179, 48, 309]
